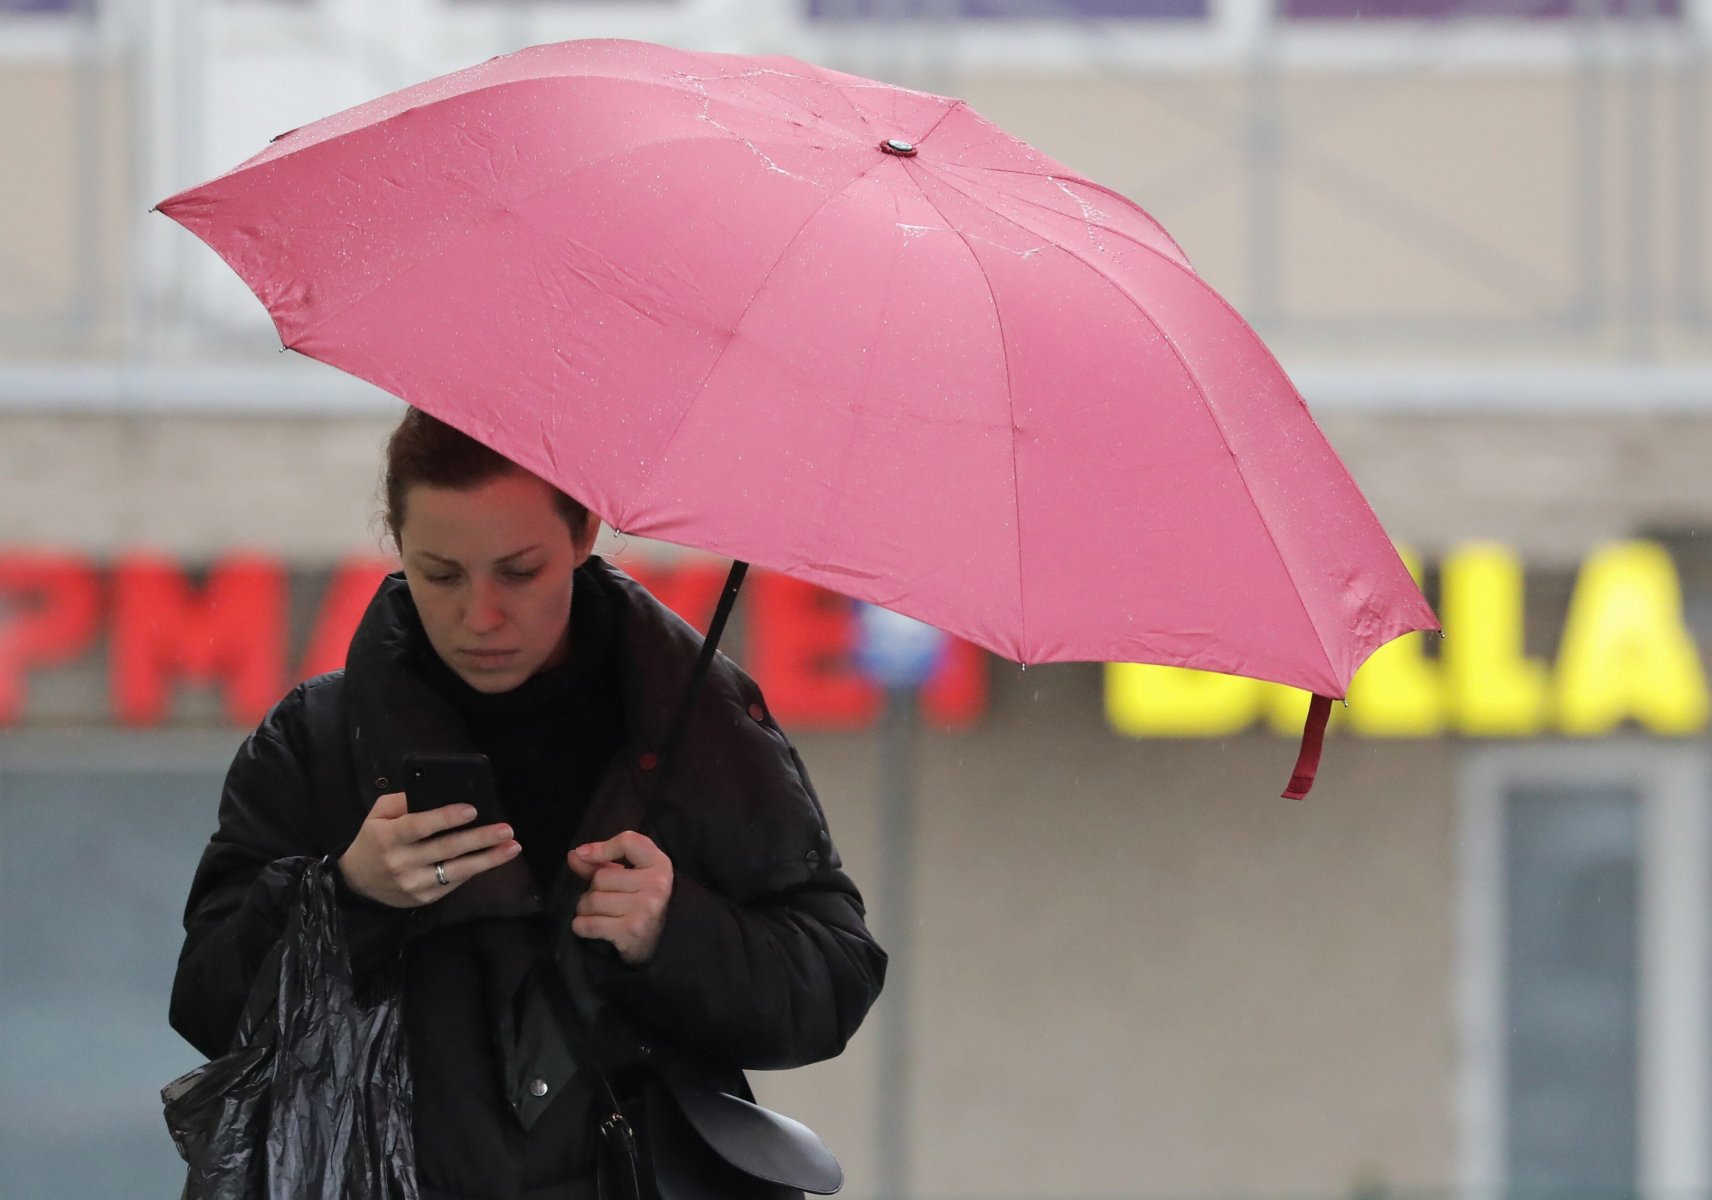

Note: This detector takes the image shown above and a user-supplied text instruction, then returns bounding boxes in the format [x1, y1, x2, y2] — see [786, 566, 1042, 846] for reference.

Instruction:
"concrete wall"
[0, 60, 130, 356]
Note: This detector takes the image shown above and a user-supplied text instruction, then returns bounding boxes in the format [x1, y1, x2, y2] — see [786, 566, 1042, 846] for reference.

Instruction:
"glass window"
[1466, 747, 1712, 1198]
[1502, 782, 1641, 1190]
[0, 752, 228, 1199]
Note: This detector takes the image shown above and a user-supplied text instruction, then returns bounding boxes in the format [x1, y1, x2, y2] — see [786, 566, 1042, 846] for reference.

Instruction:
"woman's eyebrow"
[495, 544, 543, 564]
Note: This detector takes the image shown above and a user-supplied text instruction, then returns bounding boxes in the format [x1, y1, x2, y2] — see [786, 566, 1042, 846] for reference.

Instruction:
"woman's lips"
[461, 649, 518, 663]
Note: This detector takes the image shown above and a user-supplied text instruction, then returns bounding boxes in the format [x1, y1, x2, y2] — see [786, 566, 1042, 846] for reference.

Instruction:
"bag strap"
[531, 946, 619, 1106]
[531, 938, 643, 1200]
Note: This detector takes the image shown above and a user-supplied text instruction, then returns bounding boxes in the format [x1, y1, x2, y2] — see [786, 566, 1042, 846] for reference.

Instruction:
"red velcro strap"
[1281, 693, 1334, 800]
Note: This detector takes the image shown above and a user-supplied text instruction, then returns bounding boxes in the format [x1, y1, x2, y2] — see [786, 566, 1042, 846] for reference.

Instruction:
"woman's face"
[397, 472, 598, 694]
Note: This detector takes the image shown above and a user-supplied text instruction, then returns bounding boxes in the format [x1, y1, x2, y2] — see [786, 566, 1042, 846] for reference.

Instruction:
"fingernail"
[504, 841, 521, 856]
[461, 806, 478, 821]
[575, 845, 593, 858]
[499, 825, 513, 839]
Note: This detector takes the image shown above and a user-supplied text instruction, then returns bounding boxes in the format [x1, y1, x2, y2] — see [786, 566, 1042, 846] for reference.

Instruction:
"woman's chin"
[452, 656, 532, 693]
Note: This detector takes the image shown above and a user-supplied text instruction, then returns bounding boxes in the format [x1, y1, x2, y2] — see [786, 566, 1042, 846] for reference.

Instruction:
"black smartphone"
[400, 752, 501, 826]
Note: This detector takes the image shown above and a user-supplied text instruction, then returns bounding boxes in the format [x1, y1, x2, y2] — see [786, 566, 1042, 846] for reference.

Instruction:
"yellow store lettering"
[1105, 540, 1711, 739]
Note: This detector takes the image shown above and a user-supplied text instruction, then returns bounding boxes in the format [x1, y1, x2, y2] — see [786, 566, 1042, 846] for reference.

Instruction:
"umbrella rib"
[902, 167, 1030, 662]
[280, 129, 841, 353]
[795, 61, 963, 149]
[670, 66, 890, 160]
[937, 162, 1195, 273]
[918, 98, 969, 145]
[250, 67, 875, 173]
[797, 60, 885, 140]
[673, 69, 866, 136]
[804, 184, 907, 593]
[922, 169, 1341, 681]
[633, 155, 892, 513]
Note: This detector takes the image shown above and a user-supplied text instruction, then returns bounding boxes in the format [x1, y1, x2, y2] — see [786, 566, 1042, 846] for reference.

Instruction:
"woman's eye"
[423, 573, 458, 585]
[503, 568, 541, 582]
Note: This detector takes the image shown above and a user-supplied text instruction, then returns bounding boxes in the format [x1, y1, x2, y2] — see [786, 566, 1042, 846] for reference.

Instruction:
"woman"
[170, 408, 887, 1200]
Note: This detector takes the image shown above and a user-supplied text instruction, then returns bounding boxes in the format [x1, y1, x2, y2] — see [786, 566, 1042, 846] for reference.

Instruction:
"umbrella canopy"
[158, 39, 1436, 775]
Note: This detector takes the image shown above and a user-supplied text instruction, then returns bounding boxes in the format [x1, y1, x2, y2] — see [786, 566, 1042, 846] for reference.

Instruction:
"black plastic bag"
[162, 857, 419, 1200]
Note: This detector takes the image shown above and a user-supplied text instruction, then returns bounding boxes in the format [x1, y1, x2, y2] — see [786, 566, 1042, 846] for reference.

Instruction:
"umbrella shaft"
[643, 560, 749, 826]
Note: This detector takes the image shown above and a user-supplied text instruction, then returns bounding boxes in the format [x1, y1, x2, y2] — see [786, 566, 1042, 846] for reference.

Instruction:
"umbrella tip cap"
[880, 138, 918, 157]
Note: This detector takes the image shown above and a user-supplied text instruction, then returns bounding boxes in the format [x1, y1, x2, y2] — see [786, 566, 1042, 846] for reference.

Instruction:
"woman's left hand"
[567, 831, 674, 965]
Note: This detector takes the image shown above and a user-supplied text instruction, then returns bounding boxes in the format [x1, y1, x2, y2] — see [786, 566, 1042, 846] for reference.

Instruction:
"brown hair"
[382, 407, 591, 543]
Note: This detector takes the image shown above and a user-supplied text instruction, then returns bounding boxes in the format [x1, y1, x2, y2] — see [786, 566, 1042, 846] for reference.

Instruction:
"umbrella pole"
[643, 560, 749, 825]
[873, 684, 920, 1200]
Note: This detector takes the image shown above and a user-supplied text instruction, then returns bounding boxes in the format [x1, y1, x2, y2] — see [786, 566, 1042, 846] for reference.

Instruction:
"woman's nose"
[464, 580, 505, 633]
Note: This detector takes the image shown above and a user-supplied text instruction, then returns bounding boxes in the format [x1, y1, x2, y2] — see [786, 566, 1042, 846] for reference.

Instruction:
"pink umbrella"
[157, 38, 1436, 796]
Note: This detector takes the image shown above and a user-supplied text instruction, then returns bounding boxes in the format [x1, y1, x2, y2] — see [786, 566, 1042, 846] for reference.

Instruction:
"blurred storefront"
[2, 2, 1710, 1199]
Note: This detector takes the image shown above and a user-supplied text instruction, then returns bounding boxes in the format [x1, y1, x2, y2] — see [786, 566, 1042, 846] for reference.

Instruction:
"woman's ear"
[571, 513, 601, 565]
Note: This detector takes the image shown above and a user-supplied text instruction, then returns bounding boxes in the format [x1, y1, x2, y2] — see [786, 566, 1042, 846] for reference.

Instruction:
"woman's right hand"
[337, 791, 522, 908]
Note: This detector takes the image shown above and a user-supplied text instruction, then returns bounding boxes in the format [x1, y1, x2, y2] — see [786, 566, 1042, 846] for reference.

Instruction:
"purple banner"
[1281, 0, 1680, 18]
[809, 0, 1209, 18]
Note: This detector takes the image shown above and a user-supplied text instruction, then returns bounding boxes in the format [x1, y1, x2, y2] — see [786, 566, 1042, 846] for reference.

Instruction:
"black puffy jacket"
[170, 557, 887, 1200]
